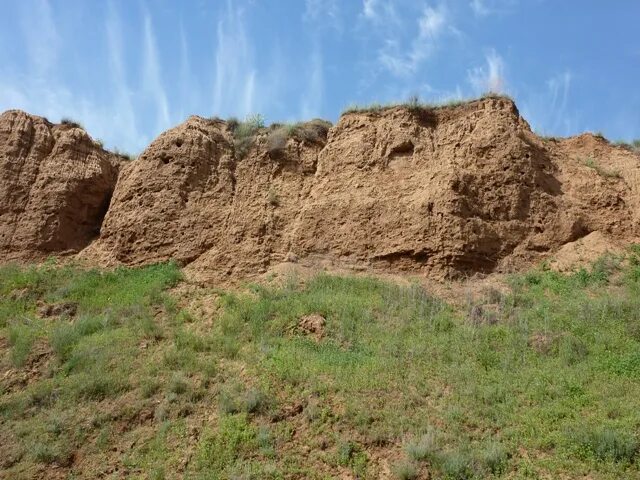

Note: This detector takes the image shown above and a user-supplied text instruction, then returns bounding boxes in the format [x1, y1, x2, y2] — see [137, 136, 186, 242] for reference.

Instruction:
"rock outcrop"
[0, 110, 121, 259]
[2, 96, 639, 280]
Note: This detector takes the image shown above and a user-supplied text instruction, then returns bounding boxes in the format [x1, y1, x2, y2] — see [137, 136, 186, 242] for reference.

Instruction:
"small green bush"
[60, 117, 83, 129]
[405, 430, 440, 462]
[582, 156, 622, 179]
[194, 414, 257, 475]
[392, 460, 418, 480]
[168, 373, 189, 395]
[8, 322, 36, 367]
[477, 442, 509, 475]
[571, 427, 638, 463]
[439, 450, 473, 479]
[232, 113, 265, 158]
[219, 384, 268, 415]
[33, 440, 73, 466]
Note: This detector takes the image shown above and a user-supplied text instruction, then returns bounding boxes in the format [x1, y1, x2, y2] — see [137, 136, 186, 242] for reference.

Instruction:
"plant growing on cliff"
[266, 119, 332, 156]
[60, 117, 84, 129]
[582, 156, 622, 179]
[230, 114, 265, 158]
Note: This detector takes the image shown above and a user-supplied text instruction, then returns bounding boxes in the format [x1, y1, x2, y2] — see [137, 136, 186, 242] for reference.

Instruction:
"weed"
[8, 321, 37, 366]
[70, 372, 128, 400]
[255, 428, 274, 459]
[392, 460, 418, 480]
[168, 373, 189, 395]
[219, 384, 268, 415]
[582, 156, 622, 178]
[113, 148, 136, 161]
[477, 442, 509, 474]
[60, 117, 83, 129]
[439, 450, 473, 479]
[570, 427, 638, 463]
[405, 430, 440, 462]
[342, 94, 508, 115]
[33, 439, 73, 466]
[231, 113, 265, 158]
[193, 414, 257, 475]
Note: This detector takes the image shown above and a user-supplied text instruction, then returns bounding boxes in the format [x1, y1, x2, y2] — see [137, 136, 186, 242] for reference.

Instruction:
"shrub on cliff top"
[230, 114, 265, 158]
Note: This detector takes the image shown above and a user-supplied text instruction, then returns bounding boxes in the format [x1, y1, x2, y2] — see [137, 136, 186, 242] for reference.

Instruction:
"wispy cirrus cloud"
[106, 2, 142, 149]
[20, 0, 60, 75]
[520, 71, 575, 136]
[212, 1, 256, 117]
[470, 0, 518, 17]
[300, 43, 324, 119]
[142, 11, 171, 131]
[361, 0, 399, 25]
[1, 1, 147, 153]
[304, 0, 342, 30]
[468, 49, 506, 94]
[368, 4, 451, 78]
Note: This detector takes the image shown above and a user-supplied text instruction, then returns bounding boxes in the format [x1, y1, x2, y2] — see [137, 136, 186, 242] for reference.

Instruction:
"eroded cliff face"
[90, 116, 328, 278]
[0, 110, 121, 259]
[2, 97, 639, 279]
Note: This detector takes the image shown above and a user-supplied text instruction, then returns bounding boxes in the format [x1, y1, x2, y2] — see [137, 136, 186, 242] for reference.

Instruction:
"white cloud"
[470, 0, 518, 17]
[212, 1, 257, 117]
[300, 44, 324, 119]
[374, 4, 449, 77]
[468, 49, 506, 94]
[520, 71, 575, 136]
[545, 71, 572, 132]
[106, 2, 143, 149]
[361, 0, 399, 25]
[142, 11, 171, 131]
[362, 0, 377, 19]
[305, 0, 340, 23]
[20, 0, 60, 74]
[419, 6, 446, 38]
[470, 0, 490, 16]
[0, 1, 147, 153]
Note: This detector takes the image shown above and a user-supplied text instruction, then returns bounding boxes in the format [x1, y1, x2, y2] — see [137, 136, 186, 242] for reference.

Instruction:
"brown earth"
[0, 110, 121, 260]
[1, 96, 639, 279]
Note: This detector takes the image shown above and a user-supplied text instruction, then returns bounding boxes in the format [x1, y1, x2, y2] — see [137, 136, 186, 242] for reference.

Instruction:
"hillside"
[1, 97, 640, 479]
[1, 255, 640, 478]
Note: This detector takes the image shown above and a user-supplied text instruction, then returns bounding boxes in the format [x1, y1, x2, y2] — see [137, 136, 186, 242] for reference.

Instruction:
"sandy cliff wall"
[1, 97, 638, 279]
[0, 111, 120, 260]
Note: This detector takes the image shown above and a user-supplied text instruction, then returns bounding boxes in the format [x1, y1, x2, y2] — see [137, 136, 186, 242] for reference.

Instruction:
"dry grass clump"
[266, 119, 332, 156]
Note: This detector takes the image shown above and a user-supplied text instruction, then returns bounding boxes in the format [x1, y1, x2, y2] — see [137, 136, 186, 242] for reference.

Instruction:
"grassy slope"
[0, 253, 639, 479]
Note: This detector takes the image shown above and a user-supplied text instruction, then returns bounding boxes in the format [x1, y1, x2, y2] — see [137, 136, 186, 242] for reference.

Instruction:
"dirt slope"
[2, 97, 639, 279]
[0, 111, 121, 260]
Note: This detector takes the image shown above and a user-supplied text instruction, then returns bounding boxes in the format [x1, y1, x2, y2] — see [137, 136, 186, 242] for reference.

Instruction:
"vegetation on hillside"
[341, 93, 512, 116]
[1, 251, 640, 478]
[228, 114, 332, 159]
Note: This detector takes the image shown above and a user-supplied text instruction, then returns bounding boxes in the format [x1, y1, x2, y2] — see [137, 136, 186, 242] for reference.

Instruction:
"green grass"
[614, 139, 640, 152]
[341, 93, 512, 115]
[228, 113, 265, 158]
[1, 253, 640, 478]
[582, 156, 622, 179]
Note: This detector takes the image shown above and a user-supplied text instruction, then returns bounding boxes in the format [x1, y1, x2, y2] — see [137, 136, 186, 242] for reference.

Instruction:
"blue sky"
[1, 0, 638, 153]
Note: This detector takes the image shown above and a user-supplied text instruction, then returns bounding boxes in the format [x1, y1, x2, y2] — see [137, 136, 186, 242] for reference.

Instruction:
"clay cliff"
[1, 96, 639, 280]
[0, 111, 121, 260]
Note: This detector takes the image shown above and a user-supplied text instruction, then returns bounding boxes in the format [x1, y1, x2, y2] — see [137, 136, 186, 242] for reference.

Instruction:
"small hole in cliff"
[159, 152, 171, 164]
[389, 141, 415, 160]
[175, 138, 184, 148]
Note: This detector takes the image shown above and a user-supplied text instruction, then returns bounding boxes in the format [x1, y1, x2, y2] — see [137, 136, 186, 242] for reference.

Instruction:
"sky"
[0, 0, 638, 153]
